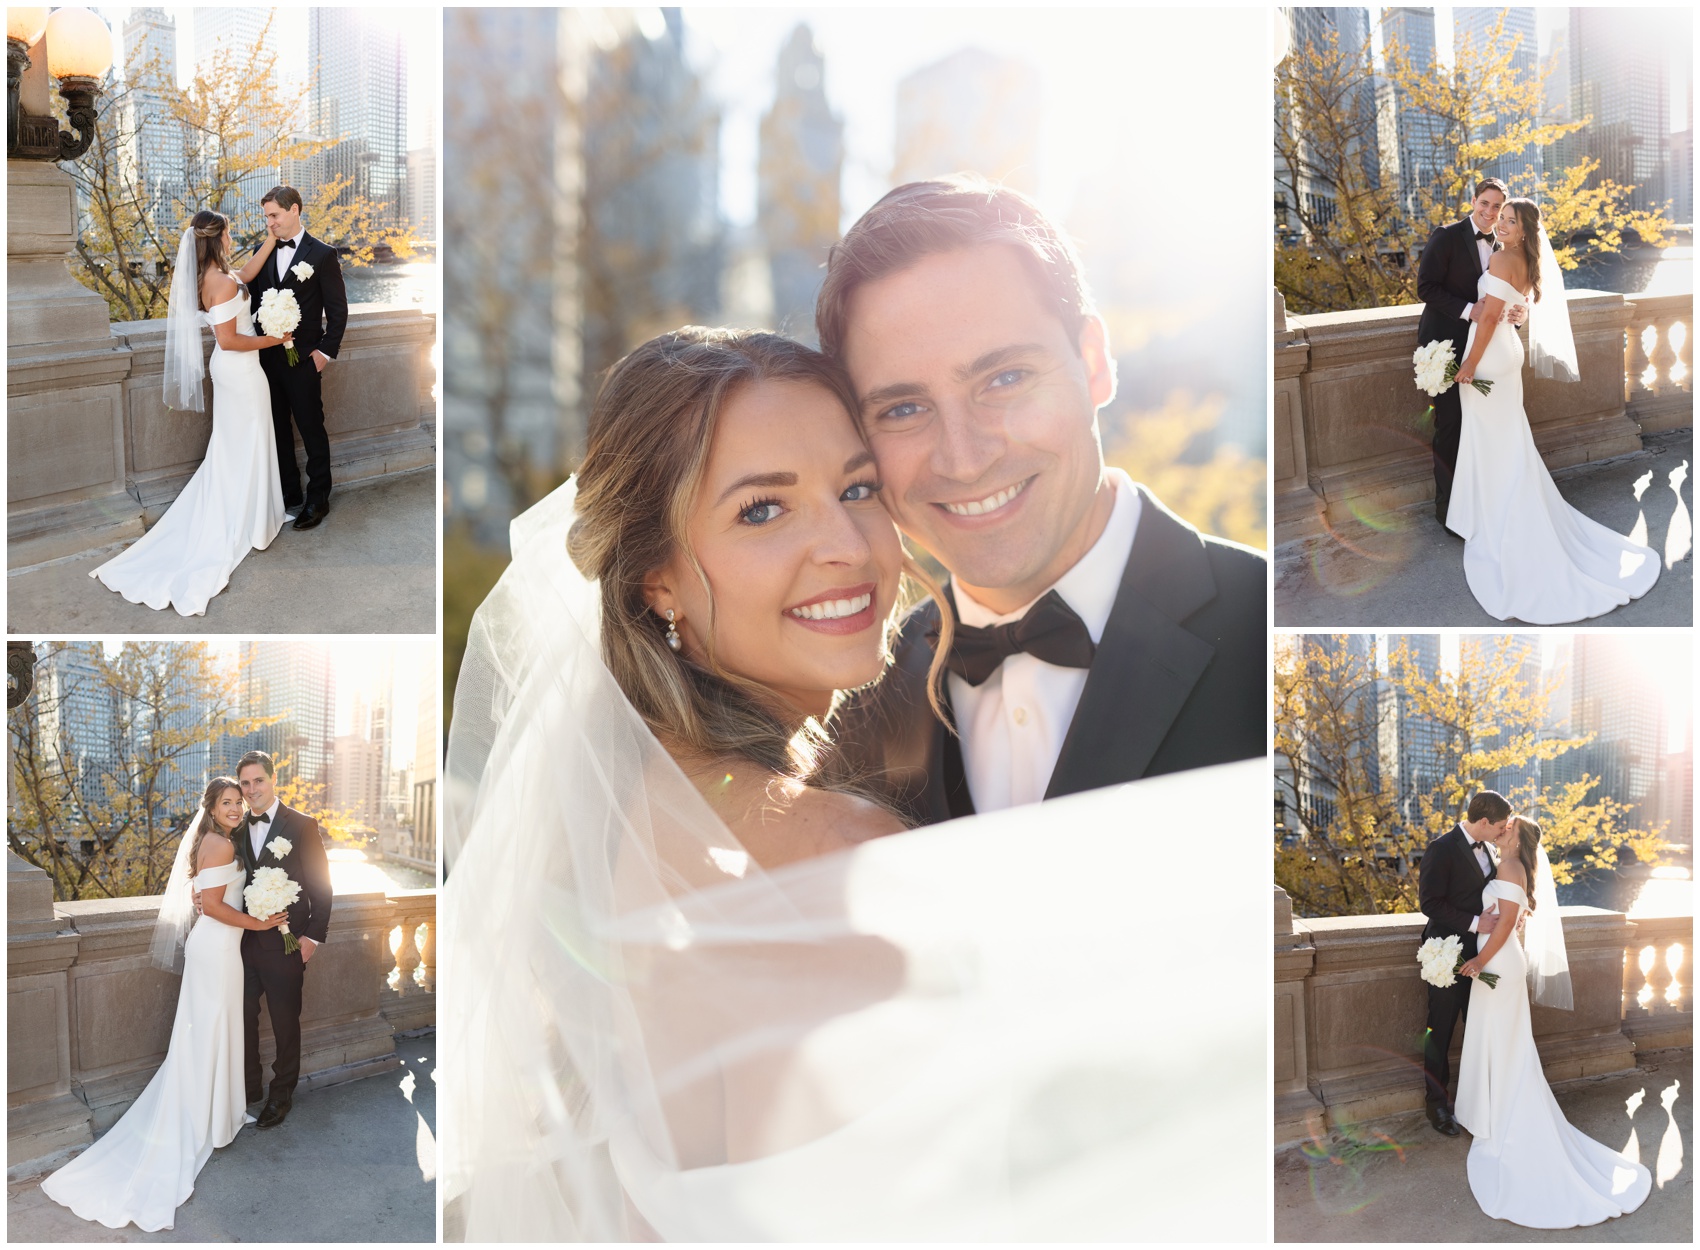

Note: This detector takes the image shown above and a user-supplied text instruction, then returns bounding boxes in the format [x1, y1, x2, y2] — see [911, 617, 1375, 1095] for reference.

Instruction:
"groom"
[235, 750, 333, 1129]
[1417, 790, 1508, 1136]
[1415, 177, 1525, 527]
[251, 185, 348, 531]
[820, 176, 1265, 823]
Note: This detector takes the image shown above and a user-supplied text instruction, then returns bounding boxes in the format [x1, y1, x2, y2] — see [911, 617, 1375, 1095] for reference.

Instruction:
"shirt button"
[1012, 706, 1029, 726]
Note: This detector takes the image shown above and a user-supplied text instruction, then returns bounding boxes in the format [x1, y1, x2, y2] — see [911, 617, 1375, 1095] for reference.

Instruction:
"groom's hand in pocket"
[299, 936, 318, 963]
[312, 350, 329, 373]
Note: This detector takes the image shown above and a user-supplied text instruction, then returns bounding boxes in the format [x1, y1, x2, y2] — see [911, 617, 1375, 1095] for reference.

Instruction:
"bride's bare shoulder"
[196, 832, 235, 869]
[201, 268, 238, 304]
[1497, 857, 1528, 887]
[703, 765, 905, 870]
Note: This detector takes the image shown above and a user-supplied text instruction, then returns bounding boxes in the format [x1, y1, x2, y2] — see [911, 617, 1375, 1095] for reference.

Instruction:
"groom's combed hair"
[1473, 177, 1510, 202]
[236, 750, 275, 778]
[815, 173, 1096, 361]
[261, 185, 303, 212]
[1466, 790, 1511, 823]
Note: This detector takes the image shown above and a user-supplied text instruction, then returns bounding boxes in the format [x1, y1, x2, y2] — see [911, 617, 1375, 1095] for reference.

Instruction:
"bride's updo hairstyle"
[1506, 198, 1544, 304]
[187, 776, 242, 867]
[190, 210, 232, 309]
[1511, 815, 1542, 912]
[568, 326, 952, 784]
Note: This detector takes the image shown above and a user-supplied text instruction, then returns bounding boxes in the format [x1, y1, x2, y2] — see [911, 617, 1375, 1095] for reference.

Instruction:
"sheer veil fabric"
[162, 229, 206, 412]
[442, 478, 1266, 1241]
[149, 812, 205, 972]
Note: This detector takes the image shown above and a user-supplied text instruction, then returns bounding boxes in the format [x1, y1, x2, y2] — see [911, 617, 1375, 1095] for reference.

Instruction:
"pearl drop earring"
[665, 609, 681, 652]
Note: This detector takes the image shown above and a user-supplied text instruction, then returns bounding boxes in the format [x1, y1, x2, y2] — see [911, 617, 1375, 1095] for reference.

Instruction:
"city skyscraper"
[1570, 633, 1667, 822]
[1277, 7, 1379, 241]
[1454, 8, 1543, 186]
[308, 8, 409, 228]
[120, 9, 184, 227]
[1565, 8, 1673, 212]
[192, 7, 286, 211]
[27, 643, 123, 818]
[893, 49, 1041, 194]
[1377, 7, 1451, 220]
[757, 24, 842, 343]
[1481, 634, 1544, 800]
[407, 107, 438, 241]
[1379, 633, 1453, 825]
[231, 642, 334, 791]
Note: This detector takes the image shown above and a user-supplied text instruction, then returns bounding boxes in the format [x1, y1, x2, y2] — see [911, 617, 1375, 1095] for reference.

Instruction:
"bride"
[39, 778, 289, 1231]
[442, 327, 1263, 1240]
[90, 211, 291, 617]
[1455, 815, 1652, 1227]
[1448, 198, 1660, 622]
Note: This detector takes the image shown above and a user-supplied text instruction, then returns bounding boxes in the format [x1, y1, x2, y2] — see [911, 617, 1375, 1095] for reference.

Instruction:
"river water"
[343, 259, 438, 314]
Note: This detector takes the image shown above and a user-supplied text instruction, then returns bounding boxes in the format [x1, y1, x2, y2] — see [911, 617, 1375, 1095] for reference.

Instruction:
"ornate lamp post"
[7, 4, 110, 161]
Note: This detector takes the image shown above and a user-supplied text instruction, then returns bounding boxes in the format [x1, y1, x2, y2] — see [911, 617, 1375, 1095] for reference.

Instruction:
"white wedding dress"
[1446, 271, 1659, 623]
[90, 287, 285, 617]
[40, 860, 253, 1231]
[1454, 878, 1651, 1228]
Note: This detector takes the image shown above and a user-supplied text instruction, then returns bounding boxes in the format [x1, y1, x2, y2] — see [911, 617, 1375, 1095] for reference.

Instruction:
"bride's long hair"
[187, 776, 242, 868]
[189, 210, 232, 310]
[1511, 815, 1543, 912]
[567, 326, 953, 786]
[1505, 199, 1544, 304]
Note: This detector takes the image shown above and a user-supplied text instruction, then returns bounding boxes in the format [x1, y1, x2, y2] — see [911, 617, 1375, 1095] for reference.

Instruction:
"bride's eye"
[738, 497, 784, 526]
[841, 480, 881, 503]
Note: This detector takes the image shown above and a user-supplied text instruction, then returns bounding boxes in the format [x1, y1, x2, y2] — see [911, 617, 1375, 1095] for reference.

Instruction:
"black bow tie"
[1469, 839, 1487, 853]
[1475, 231, 1494, 243]
[278, 238, 297, 251]
[247, 812, 270, 826]
[933, 589, 1095, 687]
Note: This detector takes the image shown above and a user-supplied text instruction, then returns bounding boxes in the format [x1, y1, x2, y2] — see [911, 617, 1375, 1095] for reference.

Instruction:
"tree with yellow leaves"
[67, 12, 419, 322]
[1275, 634, 1667, 918]
[8, 642, 279, 901]
[1274, 13, 1673, 314]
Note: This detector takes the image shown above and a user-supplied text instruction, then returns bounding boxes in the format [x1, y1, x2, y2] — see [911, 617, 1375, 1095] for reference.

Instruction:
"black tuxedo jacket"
[248, 231, 349, 361]
[1418, 824, 1496, 959]
[826, 485, 1267, 826]
[237, 803, 334, 946]
[1416, 217, 1495, 348]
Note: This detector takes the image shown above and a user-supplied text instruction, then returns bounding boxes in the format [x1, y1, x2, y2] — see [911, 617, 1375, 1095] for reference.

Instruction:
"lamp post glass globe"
[44, 6, 110, 81]
[6, 7, 49, 46]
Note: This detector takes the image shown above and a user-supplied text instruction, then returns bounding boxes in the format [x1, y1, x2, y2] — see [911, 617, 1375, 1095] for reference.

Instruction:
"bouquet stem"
[1445, 360, 1493, 396]
[281, 924, 300, 954]
[285, 345, 300, 367]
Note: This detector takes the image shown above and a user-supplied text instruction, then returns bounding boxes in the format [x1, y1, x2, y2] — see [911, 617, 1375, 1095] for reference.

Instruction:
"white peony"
[244, 865, 304, 952]
[1416, 934, 1464, 987]
[257, 288, 302, 364]
[291, 261, 314, 282]
[265, 836, 293, 859]
[1413, 340, 1456, 397]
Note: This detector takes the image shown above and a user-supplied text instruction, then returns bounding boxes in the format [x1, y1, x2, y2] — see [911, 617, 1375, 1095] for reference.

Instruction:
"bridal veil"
[162, 229, 206, 412]
[442, 477, 1265, 1240]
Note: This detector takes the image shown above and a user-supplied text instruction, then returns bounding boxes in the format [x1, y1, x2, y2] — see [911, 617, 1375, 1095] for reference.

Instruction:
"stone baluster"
[393, 907, 424, 996]
[1625, 319, 1653, 403]
[1647, 320, 1678, 396]
[1620, 915, 1693, 1052]
[1677, 318, 1693, 393]
[419, 912, 437, 994]
[379, 889, 437, 1035]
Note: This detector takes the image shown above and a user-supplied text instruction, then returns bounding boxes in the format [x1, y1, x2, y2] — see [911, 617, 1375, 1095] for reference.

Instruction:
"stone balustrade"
[1273, 884, 1692, 1147]
[1274, 289, 1694, 544]
[5, 851, 436, 1175]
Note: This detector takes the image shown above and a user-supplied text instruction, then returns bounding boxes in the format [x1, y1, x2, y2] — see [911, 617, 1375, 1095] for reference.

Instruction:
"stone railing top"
[110, 303, 435, 340]
[1297, 904, 1625, 937]
[1287, 290, 1626, 332]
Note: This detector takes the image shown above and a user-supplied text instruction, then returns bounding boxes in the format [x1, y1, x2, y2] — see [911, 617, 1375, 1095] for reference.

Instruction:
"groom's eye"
[988, 369, 1026, 388]
[878, 401, 925, 423]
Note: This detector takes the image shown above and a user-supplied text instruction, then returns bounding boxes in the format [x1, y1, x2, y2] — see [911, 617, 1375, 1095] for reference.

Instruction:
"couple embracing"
[40, 752, 331, 1232]
[91, 186, 346, 617]
[444, 176, 1265, 1236]
[1419, 791, 1651, 1229]
[1417, 179, 1659, 623]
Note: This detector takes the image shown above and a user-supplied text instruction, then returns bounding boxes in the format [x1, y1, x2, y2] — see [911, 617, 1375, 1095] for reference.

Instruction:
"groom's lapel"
[1044, 487, 1216, 800]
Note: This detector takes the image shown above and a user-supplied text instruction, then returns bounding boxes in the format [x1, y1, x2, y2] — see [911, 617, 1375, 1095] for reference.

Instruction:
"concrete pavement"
[1276, 1050, 1692, 1242]
[7, 469, 435, 635]
[1276, 430, 1693, 627]
[6, 1035, 436, 1242]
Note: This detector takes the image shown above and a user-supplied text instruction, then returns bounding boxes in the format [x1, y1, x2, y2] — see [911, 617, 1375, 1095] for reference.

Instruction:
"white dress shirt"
[950, 469, 1141, 812]
[275, 227, 306, 283]
[1461, 217, 1494, 322]
[248, 797, 282, 866]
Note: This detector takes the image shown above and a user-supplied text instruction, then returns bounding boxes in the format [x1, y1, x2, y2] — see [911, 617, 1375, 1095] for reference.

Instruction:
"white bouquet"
[1417, 934, 1498, 989]
[244, 865, 304, 953]
[256, 287, 302, 366]
[1413, 339, 1493, 398]
[291, 261, 314, 283]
